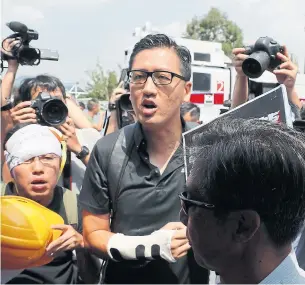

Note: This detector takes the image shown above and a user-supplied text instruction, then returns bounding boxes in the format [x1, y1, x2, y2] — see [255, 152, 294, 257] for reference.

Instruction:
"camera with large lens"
[242, 37, 284, 78]
[31, 92, 68, 126]
[115, 81, 136, 128]
[1, 21, 59, 66]
[117, 93, 133, 112]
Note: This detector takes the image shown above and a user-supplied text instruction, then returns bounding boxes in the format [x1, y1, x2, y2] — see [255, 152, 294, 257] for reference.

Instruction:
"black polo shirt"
[80, 121, 209, 284]
[4, 183, 81, 284]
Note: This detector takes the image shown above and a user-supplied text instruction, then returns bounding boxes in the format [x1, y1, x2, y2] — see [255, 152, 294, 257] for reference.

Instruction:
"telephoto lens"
[41, 99, 68, 126]
[242, 51, 270, 78]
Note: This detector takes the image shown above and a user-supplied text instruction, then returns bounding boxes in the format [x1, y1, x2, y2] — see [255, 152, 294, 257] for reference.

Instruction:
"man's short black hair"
[129, 34, 192, 81]
[188, 117, 305, 247]
[79, 102, 86, 109]
[180, 102, 200, 119]
[15, 75, 66, 105]
[87, 98, 99, 111]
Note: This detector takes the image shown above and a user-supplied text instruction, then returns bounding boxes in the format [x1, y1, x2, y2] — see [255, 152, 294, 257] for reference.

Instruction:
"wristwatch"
[76, 146, 89, 160]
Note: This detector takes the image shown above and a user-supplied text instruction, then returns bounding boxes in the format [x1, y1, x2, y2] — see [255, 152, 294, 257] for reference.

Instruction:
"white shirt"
[213, 251, 305, 284]
[260, 251, 305, 284]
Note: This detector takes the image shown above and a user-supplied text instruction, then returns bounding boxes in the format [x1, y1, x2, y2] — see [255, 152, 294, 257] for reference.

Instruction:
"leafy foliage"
[185, 8, 244, 57]
[86, 61, 118, 100]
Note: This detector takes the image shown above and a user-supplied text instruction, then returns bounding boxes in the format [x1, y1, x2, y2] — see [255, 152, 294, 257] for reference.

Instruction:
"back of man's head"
[87, 98, 99, 111]
[189, 117, 305, 247]
[79, 102, 85, 110]
[15, 75, 66, 105]
[129, 34, 192, 81]
[181, 102, 200, 122]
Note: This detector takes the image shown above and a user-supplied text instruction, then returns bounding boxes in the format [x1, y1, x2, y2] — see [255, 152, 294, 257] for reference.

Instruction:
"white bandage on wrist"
[107, 230, 176, 263]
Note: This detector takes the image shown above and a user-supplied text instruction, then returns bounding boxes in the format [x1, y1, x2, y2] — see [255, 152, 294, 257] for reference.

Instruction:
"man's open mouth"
[31, 179, 47, 185]
[143, 103, 157, 109]
[142, 99, 157, 109]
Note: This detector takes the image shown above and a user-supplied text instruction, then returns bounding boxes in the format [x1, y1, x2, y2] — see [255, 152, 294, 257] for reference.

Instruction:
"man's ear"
[183, 81, 192, 102]
[230, 210, 260, 243]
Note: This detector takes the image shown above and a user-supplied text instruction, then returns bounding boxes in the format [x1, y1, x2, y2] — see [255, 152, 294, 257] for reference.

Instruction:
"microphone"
[6, 21, 28, 34]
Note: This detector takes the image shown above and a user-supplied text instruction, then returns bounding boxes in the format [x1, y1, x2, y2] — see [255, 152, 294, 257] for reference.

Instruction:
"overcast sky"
[1, 0, 305, 87]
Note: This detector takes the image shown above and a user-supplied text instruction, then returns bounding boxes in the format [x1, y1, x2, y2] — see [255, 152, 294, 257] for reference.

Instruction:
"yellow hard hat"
[1, 195, 64, 269]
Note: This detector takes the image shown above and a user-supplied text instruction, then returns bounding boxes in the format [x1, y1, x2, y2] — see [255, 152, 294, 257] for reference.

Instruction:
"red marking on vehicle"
[190, 93, 224, 105]
[217, 81, 224, 92]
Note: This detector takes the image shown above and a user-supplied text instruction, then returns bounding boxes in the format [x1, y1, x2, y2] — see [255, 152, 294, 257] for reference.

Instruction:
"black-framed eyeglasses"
[128, 70, 187, 86]
[179, 191, 215, 215]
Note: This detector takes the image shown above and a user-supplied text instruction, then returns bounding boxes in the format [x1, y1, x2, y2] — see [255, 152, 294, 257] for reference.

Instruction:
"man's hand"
[10, 101, 37, 125]
[273, 46, 297, 91]
[161, 222, 191, 260]
[232, 48, 249, 77]
[109, 81, 127, 105]
[1, 38, 20, 69]
[58, 117, 82, 154]
[46, 224, 84, 257]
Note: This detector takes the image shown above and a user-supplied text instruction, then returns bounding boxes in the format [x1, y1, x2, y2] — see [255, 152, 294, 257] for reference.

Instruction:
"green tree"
[86, 61, 118, 100]
[185, 8, 244, 57]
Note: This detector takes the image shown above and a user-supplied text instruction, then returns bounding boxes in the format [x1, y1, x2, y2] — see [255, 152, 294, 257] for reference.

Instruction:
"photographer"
[1, 73, 100, 193]
[104, 81, 137, 135]
[1, 37, 93, 128]
[231, 43, 302, 114]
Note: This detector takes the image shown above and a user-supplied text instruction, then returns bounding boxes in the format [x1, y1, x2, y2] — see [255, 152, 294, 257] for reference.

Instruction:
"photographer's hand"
[231, 48, 249, 108]
[109, 81, 126, 104]
[232, 48, 249, 77]
[105, 81, 127, 135]
[1, 38, 21, 105]
[58, 118, 90, 166]
[273, 46, 302, 109]
[273, 46, 297, 89]
[10, 101, 37, 125]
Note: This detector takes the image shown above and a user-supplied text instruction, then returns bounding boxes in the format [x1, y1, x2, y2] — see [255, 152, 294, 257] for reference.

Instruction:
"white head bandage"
[4, 124, 62, 171]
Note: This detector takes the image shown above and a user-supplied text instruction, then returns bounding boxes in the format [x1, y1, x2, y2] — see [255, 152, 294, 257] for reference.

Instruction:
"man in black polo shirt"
[80, 34, 209, 284]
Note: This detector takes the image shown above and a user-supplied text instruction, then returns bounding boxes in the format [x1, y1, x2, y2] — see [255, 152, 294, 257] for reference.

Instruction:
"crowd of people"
[1, 31, 305, 284]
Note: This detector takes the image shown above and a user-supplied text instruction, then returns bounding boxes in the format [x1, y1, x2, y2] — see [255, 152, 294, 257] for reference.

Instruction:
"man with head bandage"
[1, 123, 101, 284]
[4, 124, 63, 175]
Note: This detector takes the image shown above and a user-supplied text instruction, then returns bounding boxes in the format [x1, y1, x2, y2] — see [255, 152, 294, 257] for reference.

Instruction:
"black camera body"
[31, 92, 68, 126]
[117, 93, 133, 112]
[115, 93, 135, 128]
[242, 37, 284, 78]
[2, 21, 59, 66]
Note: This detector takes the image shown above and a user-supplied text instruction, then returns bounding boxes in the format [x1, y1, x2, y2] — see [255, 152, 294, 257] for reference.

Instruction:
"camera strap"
[106, 124, 136, 229]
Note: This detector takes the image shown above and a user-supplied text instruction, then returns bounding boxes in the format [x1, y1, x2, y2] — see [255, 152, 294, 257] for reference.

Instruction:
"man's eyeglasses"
[22, 154, 60, 165]
[128, 70, 187, 86]
[179, 191, 215, 215]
